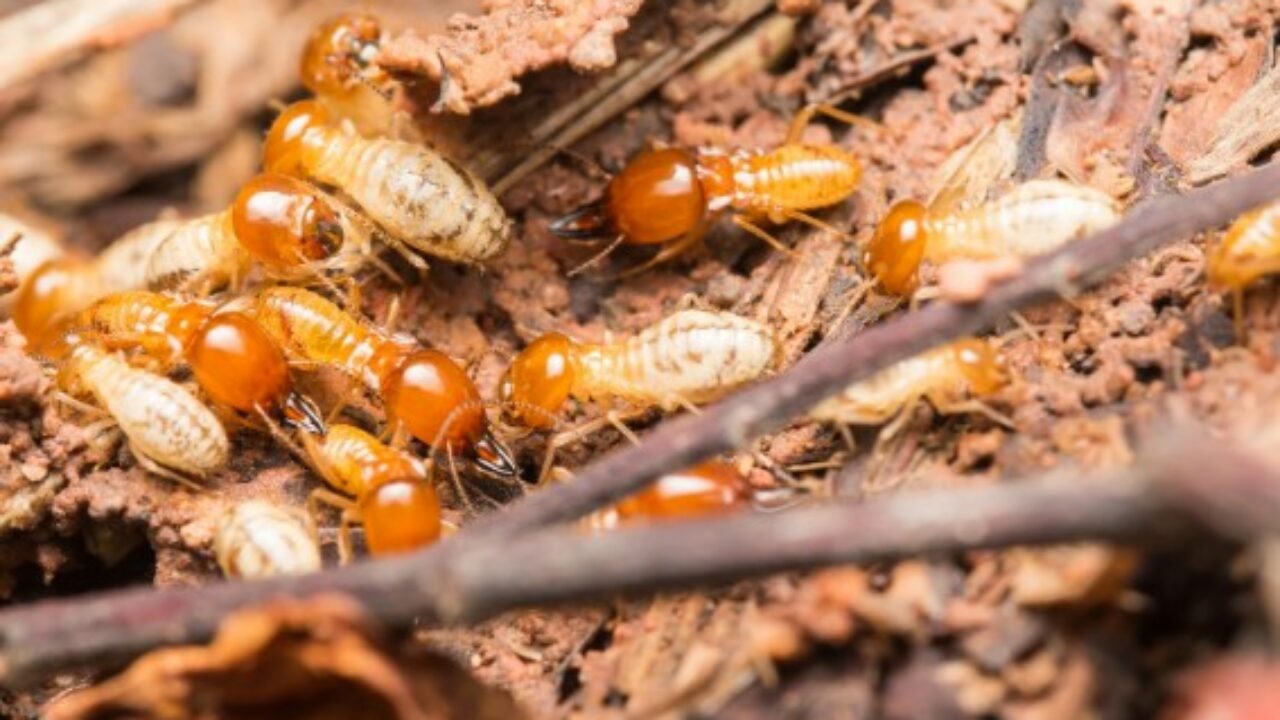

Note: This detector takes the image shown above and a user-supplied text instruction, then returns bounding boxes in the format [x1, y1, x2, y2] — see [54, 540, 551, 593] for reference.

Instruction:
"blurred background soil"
[2, 0, 1280, 718]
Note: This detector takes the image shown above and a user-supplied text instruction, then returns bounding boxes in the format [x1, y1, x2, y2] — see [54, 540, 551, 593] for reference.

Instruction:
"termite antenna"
[566, 235, 626, 277]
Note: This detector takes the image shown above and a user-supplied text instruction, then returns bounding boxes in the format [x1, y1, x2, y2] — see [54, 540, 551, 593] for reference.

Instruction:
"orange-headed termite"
[808, 338, 1010, 436]
[301, 423, 442, 562]
[251, 287, 516, 478]
[501, 308, 781, 429]
[76, 291, 324, 433]
[1207, 200, 1280, 339]
[549, 104, 865, 274]
[263, 100, 510, 265]
[864, 179, 1120, 297]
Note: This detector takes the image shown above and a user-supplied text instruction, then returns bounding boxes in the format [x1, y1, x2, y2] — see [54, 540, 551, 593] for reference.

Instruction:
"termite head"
[615, 460, 747, 522]
[550, 148, 705, 246]
[184, 312, 304, 422]
[499, 332, 580, 430]
[864, 199, 929, 296]
[383, 349, 518, 478]
[264, 100, 333, 177]
[165, 301, 215, 348]
[360, 476, 442, 556]
[13, 258, 77, 351]
[951, 338, 1008, 397]
[300, 12, 386, 98]
[232, 173, 345, 270]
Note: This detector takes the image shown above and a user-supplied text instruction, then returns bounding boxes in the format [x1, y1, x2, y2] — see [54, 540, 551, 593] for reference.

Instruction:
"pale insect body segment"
[725, 144, 864, 221]
[264, 101, 512, 265]
[577, 309, 781, 408]
[61, 343, 229, 479]
[924, 179, 1120, 261]
[144, 211, 243, 292]
[252, 285, 404, 391]
[502, 309, 781, 430]
[304, 422, 426, 497]
[866, 179, 1121, 297]
[809, 338, 1008, 425]
[215, 500, 321, 580]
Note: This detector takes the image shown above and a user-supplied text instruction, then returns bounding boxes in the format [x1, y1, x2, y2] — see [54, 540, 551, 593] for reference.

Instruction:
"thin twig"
[0, 427, 1276, 686]
[819, 35, 974, 106]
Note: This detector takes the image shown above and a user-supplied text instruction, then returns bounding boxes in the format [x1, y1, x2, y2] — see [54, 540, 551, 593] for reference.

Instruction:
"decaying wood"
[2, 161, 1280, 687]
[483, 0, 775, 193]
[1187, 57, 1280, 183]
[0, 0, 200, 95]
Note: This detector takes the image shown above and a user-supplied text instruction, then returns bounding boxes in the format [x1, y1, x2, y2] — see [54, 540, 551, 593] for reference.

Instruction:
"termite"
[587, 459, 750, 532]
[263, 100, 511, 265]
[501, 309, 781, 429]
[75, 291, 324, 433]
[214, 500, 322, 580]
[1207, 200, 1280, 339]
[501, 308, 779, 478]
[301, 423, 441, 561]
[13, 218, 183, 352]
[251, 286, 516, 478]
[548, 104, 865, 274]
[808, 338, 1010, 437]
[300, 12, 398, 137]
[864, 179, 1120, 297]
[144, 173, 375, 293]
[55, 337, 229, 484]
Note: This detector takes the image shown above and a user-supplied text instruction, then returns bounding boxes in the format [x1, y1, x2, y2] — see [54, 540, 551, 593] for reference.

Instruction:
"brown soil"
[5, 0, 1280, 717]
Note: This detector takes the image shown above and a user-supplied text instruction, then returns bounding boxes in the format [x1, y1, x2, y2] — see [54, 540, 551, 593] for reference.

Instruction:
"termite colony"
[4, 7, 1273, 591]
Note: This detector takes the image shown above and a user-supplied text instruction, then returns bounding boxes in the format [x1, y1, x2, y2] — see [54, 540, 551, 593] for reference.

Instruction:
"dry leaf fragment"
[45, 594, 525, 720]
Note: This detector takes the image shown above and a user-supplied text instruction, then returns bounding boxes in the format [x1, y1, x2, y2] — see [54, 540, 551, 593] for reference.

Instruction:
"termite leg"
[1007, 310, 1040, 342]
[540, 415, 612, 484]
[618, 216, 715, 278]
[381, 294, 401, 334]
[732, 215, 798, 258]
[337, 511, 364, 565]
[53, 391, 111, 420]
[836, 423, 857, 452]
[827, 277, 878, 332]
[254, 405, 309, 464]
[442, 440, 478, 515]
[786, 103, 883, 145]
[909, 285, 941, 311]
[80, 418, 122, 458]
[876, 399, 919, 446]
[604, 410, 641, 446]
[307, 487, 357, 561]
[777, 208, 857, 241]
[930, 397, 1016, 429]
[130, 443, 203, 490]
[567, 235, 626, 277]
[1233, 288, 1246, 344]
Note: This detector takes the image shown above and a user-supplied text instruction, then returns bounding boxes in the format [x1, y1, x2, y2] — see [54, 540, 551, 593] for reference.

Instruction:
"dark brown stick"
[2, 164, 1280, 686]
[2, 428, 1276, 687]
